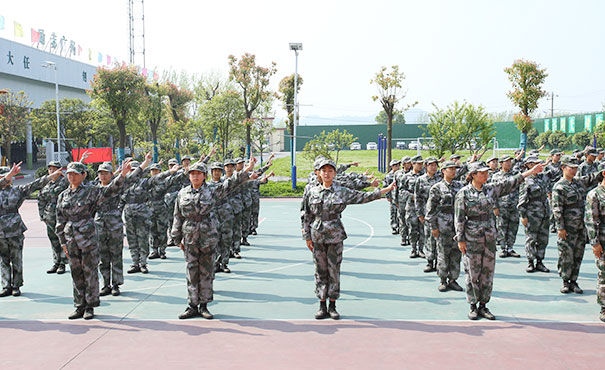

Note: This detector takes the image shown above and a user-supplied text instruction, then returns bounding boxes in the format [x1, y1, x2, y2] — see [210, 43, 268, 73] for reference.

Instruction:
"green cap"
[224, 158, 235, 166]
[0, 166, 10, 176]
[210, 161, 224, 170]
[181, 155, 192, 162]
[189, 162, 207, 173]
[449, 154, 461, 160]
[499, 155, 512, 163]
[97, 162, 113, 173]
[401, 156, 411, 163]
[149, 163, 162, 171]
[585, 147, 598, 156]
[129, 161, 141, 169]
[560, 155, 579, 168]
[316, 158, 336, 171]
[411, 155, 423, 163]
[168, 158, 179, 165]
[235, 157, 245, 164]
[66, 162, 87, 174]
[424, 156, 438, 165]
[486, 156, 498, 163]
[550, 149, 562, 155]
[469, 162, 490, 173]
[441, 160, 458, 169]
[47, 161, 62, 168]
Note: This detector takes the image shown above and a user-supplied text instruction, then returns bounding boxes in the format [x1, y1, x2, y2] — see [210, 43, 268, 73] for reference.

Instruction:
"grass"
[259, 181, 305, 197]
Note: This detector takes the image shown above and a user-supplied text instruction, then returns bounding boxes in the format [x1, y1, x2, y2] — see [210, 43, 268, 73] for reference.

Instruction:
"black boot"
[478, 303, 496, 320]
[47, 264, 59, 274]
[448, 280, 463, 292]
[570, 280, 583, 294]
[140, 265, 149, 274]
[100, 286, 112, 296]
[508, 250, 520, 258]
[127, 264, 141, 274]
[0, 287, 11, 297]
[11, 287, 21, 297]
[68, 307, 85, 320]
[178, 305, 199, 319]
[535, 260, 550, 273]
[199, 303, 214, 319]
[438, 278, 448, 292]
[241, 238, 250, 246]
[315, 301, 329, 319]
[417, 250, 426, 259]
[328, 300, 340, 320]
[111, 285, 121, 296]
[148, 251, 160, 259]
[222, 264, 231, 273]
[83, 307, 94, 320]
[560, 280, 571, 294]
[468, 304, 479, 320]
[498, 250, 508, 258]
[526, 260, 536, 273]
[423, 262, 434, 273]
[56, 264, 66, 274]
[251, 229, 257, 235]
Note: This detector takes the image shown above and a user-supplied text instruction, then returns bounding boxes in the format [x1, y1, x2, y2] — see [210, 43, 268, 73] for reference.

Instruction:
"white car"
[366, 142, 378, 150]
[409, 141, 420, 150]
[350, 142, 361, 150]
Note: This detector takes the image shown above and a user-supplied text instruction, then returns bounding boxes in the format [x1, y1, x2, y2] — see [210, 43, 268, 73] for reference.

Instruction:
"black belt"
[0, 208, 18, 216]
[321, 214, 341, 221]
[467, 214, 489, 221]
[67, 214, 93, 222]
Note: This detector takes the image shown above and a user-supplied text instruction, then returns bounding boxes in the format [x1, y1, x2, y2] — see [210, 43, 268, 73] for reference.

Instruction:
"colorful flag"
[106, 55, 111, 65]
[153, 71, 159, 81]
[77, 44, 82, 56]
[0, 16, 5, 30]
[31, 28, 40, 43]
[142, 68, 148, 77]
[14, 21, 24, 37]
[98, 52, 103, 63]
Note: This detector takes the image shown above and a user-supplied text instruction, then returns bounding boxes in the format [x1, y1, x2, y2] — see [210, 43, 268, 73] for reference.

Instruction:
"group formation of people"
[0, 148, 274, 320]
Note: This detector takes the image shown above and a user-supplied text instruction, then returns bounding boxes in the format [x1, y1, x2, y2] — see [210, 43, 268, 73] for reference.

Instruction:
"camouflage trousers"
[423, 221, 437, 262]
[97, 226, 124, 287]
[241, 204, 252, 239]
[250, 197, 260, 232]
[389, 200, 399, 232]
[232, 211, 242, 253]
[0, 236, 24, 288]
[437, 233, 461, 281]
[596, 253, 605, 307]
[463, 242, 496, 305]
[406, 211, 424, 252]
[184, 241, 216, 306]
[398, 203, 408, 242]
[166, 200, 177, 246]
[497, 207, 519, 251]
[45, 220, 67, 265]
[215, 218, 233, 266]
[124, 212, 151, 266]
[557, 227, 585, 281]
[313, 241, 344, 300]
[67, 245, 100, 308]
[150, 206, 170, 256]
[523, 211, 549, 261]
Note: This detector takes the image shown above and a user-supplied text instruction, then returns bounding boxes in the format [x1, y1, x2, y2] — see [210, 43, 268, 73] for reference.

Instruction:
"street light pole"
[42, 61, 61, 163]
[289, 43, 302, 190]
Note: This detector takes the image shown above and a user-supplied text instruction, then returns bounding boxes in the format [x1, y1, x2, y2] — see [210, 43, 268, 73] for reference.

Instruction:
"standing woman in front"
[454, 161, 543, 320]
[301, 158, 395, 320]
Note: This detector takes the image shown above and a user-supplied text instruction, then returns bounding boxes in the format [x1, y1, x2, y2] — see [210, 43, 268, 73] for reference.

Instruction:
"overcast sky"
[2, 0, 605, 121]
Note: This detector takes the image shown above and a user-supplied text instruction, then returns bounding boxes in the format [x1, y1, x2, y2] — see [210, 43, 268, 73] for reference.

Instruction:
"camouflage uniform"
[0, 172, 51, 292]
[56, 162, 126, 309]
[238, 159, 253, 244]
[171, 164, 249, 308]
[492, 165, 521, 256]
[414, 161, 441, 269]
[249, 176, 269, 235]
[552, 158, 602, 288]
[164, 160, 188, 246]
[584, 182, 605, 310]
[546, 155, 564, 233]
[301, 167, 382, 301]
[384, 160, 400, 234]
[404, 168, 425, 255]
[455, 171, 524, 305]
[208, 163, 234, 270]
[37, 173, 69, 269]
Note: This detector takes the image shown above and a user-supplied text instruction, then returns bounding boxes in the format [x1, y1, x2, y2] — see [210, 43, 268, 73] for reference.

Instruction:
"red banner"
[72, 148, 113, 163]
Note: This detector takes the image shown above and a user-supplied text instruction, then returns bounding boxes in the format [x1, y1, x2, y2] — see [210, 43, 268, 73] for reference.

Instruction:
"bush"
[260, 181, 305, 197]
[34, 165, 48, 179]
[548, 131, 569, 150]
[572, 131, 592, 149]
[535, 131, 552, 149]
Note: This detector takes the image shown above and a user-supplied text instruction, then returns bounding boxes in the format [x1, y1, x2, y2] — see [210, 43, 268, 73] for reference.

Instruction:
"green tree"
[165, 82, 194, 160]
[572, 131, 592, 149]
[534, 131, 552, 149]
[504, 59, 548, 150]
[302, 130, 331, 162]
[278, 74, 303, 136]
[141, 82, 168, 162]
[425, 101, 495, 158]
[228, 53, 277, 158]
[326, 129, 357, 165]
[527, 128, 539, 149]
[89, 65, 146, 161]
[371, 65, 417, 165]
[548, 131, 569, 150]
[0, 90, 32, 164]
[375, 110, 405, 124]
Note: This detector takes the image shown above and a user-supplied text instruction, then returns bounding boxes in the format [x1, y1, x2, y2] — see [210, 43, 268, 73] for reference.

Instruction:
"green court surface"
[2, 198, 602, 323]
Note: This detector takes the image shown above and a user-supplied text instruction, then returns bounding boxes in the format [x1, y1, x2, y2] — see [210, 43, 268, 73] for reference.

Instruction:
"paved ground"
[0, 198, 603, 369]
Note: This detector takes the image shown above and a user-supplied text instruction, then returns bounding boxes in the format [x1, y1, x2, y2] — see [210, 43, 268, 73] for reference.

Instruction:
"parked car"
[396, 142, 407, 150]
[409, 141, 420, 150]
[350, 142, 361, 150]
[366, 142, 378, 150]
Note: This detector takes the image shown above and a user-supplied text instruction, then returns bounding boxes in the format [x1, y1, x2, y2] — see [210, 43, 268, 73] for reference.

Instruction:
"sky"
[1, 0, 605, 122]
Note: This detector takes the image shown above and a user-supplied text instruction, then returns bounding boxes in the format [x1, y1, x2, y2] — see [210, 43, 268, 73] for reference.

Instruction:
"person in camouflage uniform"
[224, 159, 244, 259]
[426, 161, 465, 292]
[165, 158, 184, 246]
[401, 155, 425, 258]
[301, 157, 394, 320]
[235, 158, 253, 247]
[552, 155, 603, 295]
[37, 161, 69, 274]
[249, 154, 275, 236]
[415, 157, 441, 272]
[0, 163, 60, 297]
[384, 159, 401, 235]
[486, 156, 499, 182]
[584, 162, 605, 322]
[56, 160, 134, 319]
[492, 156, 522, 259]
[518, 156, 557, 272]
[577, 147, 599, 184]
[395, 156, 412, 244]
[208, 162, 234, 273]
[455, 161, 543, 320]
[172, 159, 257, 320]
[546, 149, 564, 233]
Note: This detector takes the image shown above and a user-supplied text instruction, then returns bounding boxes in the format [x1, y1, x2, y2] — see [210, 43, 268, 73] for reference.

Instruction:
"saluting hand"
[306, 239, 314, 252]
[594, 244, 603, 259]
[458, 241, 467, 254]
[558, 229, 567, 240]
[120, 158, 133, 177]
[432, 229, 439, 238]
[521, 218, 528, 227]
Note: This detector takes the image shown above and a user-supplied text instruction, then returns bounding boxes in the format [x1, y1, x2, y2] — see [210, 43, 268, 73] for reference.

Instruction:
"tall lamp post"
[289, 43, 302, 190]
[42, 61, 61, 164]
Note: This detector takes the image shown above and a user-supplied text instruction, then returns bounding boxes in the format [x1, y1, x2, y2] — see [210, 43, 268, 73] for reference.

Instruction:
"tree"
[375, 110, 405, 124]
[534, 131, 552, 149]
[425, 101, 495, 158]
[165, 82, 194, 160]
[572, 131, 592, 149]
[548, 131, 569, 150]
[89, 65, 146, 162]
[302, 130, 331, 162]
[326, 129, 357, 165]
[504, 59, 548, 150]
[198, 89, 246, 160]
[141, 82, 168, 162]
[527, 128, 539, 149]
[278, 74, 303, 135]
[371, 65, 417, 165]
[0, 90, 32, 164]
[228, 53, 277, 158]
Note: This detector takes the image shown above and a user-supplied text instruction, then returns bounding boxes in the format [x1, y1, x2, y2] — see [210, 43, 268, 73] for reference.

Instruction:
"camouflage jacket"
[120, 168, 172, 215]
[56, 174, 125, 248]
[517, 170, 556, 218]
[585, 184, 605, 246]
[94, 166, 144, 231]
[301, 184, 381, 244]
[545, 161, 563, 190]
[577, 160, 599, 178]
[149, 171, 186, 210]
[491, 169, 520, 209]
[208, 177, 234, 222]
[171, 170, 249, 246]
[414, 173, 441, 217]
[426, 179, 466, 234]
[249, 177, 269, 200]
[0, 175, 51, 238]
[454, 174, 523, 247]
[454, 162, 470, 181]
[37, 176, 69, 223]
[551, 172, 603, 231]
[404, 171, 424, 213]
[394, 170, 420, 208]
[164, 169, 190, 208]
[383, 171, 396, 200]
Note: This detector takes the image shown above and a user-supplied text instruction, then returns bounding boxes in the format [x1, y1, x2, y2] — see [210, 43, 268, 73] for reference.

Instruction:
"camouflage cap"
[181, 155, 192, 162]
[313, 156, 327, 170]
[224, 158, 235, 166]
[572, 149, 581, 155]
[424, 156, 438, 165]
[499, 155, 513, 163]
[560, 155, 579, 168]
[47, 161, 62, 168]
[528, 149, 540, 156]
[129, 161, 141, 169]
[401, 156, 411, 163]
[317, 157, 337, 171]
[210, 161, 224, 170]
[97, 162, 113, 173]
[486, 156, 498, 163]
[514, 148, 522, 154]
[168, 158, 179, 165]
[468, 162, 490, 173]
[523, 156, 540, 164]
[449, 153, 461, 160]
[441, 160, 458, 169]
[235, 157, 245, 164]
[599, 148, 605, 153]
[188, 162, 207, 173]
[599, 162, 605, 172]
[411, 155, 423, 163]
[0, 166, 10, 176]
[550, 149, 562, 155]
[389, 159, 401, 167]
[585, 147, 598, 156]
[65, 162, 87, 174]
[149, 163, 162, 171]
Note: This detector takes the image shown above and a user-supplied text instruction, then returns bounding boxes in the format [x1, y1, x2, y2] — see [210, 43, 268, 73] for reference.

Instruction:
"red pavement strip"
[0, 320, 602, 370]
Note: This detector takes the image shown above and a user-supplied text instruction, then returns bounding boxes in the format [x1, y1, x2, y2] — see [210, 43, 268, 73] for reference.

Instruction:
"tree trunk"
[2, 141, 11, 165]
[151, 123, 158, 163]
[386, 110, 393, 165]
[117, 119, 127, 163]
[246, 124, 251, 159]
